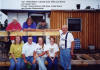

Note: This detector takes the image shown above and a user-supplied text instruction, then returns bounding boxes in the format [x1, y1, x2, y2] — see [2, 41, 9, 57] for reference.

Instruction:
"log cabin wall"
[50, 10, 100, 49]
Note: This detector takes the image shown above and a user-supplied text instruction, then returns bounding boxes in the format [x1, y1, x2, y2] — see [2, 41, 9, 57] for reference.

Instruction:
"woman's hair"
[26, 17, 33, 23]
[38, 36, 45, 44]
[50, 36, 55, 43]
[14, 36, 22, 44]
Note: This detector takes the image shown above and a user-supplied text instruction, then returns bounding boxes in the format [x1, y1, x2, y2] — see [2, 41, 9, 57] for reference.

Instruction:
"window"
[67, 18, 81, 31]
[30, 14, 45, 24]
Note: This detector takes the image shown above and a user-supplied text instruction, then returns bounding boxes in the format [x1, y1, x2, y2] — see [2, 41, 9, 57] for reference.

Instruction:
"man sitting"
[22, 36, 37, 70]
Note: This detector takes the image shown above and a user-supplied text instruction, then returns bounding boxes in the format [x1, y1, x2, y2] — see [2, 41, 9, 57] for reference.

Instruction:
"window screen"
[67, 18, 81, 31]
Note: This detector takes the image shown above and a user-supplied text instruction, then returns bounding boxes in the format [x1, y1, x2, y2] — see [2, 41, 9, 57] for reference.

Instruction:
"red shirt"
[6, 22, 22, 40]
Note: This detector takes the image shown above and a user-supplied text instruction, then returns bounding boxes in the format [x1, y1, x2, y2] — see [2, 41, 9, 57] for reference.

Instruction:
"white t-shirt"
[47, 43, 59, 57]
[35, 43, 48, 57]
[59, 30, 74, 49]
[22, 42, 36, 57]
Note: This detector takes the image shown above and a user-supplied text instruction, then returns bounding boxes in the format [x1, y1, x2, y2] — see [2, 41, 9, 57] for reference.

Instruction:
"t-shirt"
[9, 43, 23, 59]
[6, 22, 22, 40]
[47, 43, 59, 57]
[22, 42, 36, 57]
[59, 30, 74, 49]
[37, 23, 48, 29]
[22, 22, 36, 29]
[35, 43, 48, 57]
[6, 22, 22, 31]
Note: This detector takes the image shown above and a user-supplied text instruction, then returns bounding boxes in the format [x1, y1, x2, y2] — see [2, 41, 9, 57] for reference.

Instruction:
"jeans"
[46, 57, 58, 70]
[9, 58, 22, 70]
[36, 57, 47, 70]
[60, 48, 71, 70]
[21, 56, 36, 70]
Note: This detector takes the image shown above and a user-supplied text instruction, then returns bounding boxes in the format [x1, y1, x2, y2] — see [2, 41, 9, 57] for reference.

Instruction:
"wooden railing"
[0, 29, 60, 36]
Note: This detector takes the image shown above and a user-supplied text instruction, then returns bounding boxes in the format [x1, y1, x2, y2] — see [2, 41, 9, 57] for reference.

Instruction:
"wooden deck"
[72, 53, 100, 66]
[0, 53, 100, 66]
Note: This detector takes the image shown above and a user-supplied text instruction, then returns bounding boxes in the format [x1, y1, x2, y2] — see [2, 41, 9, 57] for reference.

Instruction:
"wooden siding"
[50, 10, 100, 49]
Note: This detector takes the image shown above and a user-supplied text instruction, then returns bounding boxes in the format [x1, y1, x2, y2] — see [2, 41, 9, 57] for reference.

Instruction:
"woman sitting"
[9, 36, 23, 70]
[35, 36, 48, 70]
[46, 36, 59, 70]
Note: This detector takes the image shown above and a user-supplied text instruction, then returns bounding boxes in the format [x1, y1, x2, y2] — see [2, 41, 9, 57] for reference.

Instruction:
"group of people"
[7, 17, 75, 70]
[9, 36, 59, 70]
[6, 17, 48, 43]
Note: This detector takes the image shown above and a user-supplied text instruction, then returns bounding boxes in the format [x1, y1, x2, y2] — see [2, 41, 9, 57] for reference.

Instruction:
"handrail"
[0, 29, 60, 36]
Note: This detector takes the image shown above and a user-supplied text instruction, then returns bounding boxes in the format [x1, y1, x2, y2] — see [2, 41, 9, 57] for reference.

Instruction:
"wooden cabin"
[50, 10, 100, 50]
[0, 0, 100, 70]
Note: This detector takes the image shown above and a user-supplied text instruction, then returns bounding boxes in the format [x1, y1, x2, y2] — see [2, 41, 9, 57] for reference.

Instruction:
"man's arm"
[71, 41, 75, 56]
[32, 51, 36, 64]
[22, 54, 27, 63]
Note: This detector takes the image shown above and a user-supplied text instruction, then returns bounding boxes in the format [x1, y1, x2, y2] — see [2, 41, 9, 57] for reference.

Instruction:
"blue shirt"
[23, 22, 36, 29]
[22, 22, 37, 43]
